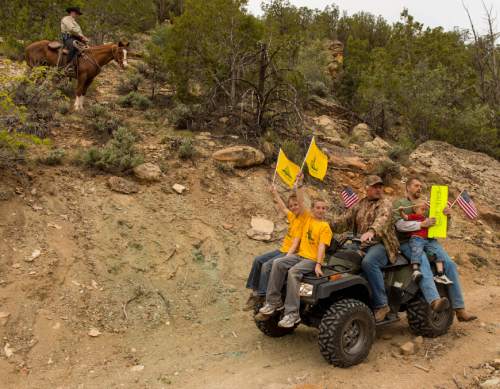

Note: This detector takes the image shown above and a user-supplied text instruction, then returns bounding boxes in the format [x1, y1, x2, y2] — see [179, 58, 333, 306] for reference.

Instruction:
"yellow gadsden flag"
[276, 148, 301, 188]
[305, 137, 328, 180]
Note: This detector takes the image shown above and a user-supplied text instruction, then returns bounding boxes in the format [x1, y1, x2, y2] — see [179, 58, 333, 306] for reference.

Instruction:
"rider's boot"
[374, 305, 390, 322]
[430, 297, 450, 312]
[455, 309, 477, 322]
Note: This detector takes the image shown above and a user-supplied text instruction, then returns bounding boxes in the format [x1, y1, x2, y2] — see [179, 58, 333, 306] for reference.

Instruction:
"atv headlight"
[299, 283, 313, 297]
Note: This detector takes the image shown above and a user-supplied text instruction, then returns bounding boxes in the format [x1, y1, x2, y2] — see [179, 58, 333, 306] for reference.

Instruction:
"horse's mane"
[88, 43, 117, 51]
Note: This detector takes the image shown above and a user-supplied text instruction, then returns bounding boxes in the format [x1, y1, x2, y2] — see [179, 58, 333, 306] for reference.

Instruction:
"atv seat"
[382, 254, 409, 270]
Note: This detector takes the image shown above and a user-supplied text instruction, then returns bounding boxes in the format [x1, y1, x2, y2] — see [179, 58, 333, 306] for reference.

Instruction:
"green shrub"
[135, 62, 150, 77]
[168, 103, 202, 129]
[57, 100, 71, 115]
[281, 139, 302, 165]
[81, 127, 143, 172]
[87, 103, 108, 119]
[214, 161, 234, 174]
[308, 80, 329, 98]
[85, 104, 120, 134]
[371, 159, 400, 183]
[178, 138, 196, 160]
[117, 71, 144, 95]
[91, 117, 120, 135]
[117, 92, 152, 110]
[54, 78, 74, 97]
[0, 38, 24, 61]
[38, 148, 65, 165]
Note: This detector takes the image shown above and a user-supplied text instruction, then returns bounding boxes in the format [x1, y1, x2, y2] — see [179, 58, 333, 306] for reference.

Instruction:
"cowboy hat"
[66, 7, 83, 15]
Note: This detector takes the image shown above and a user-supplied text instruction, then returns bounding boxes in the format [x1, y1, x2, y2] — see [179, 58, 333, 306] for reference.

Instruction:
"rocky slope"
[0, 57, 499, 389]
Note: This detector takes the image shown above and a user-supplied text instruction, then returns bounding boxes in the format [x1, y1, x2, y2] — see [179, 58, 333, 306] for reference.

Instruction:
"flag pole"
[449, 189, 465, 209]
[272, 149, 280, 184]
[293, 138, 314, 189]
[299, 136, 314, 172]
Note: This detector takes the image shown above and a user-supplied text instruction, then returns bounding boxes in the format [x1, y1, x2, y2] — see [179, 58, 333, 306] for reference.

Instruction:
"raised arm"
[294, 172, 305, 212]
[329, 205, 355, 233]
[270, 184, 289, 217]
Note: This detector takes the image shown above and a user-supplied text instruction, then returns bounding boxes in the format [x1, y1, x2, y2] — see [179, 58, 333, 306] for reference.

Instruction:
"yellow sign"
[276, 149, 301, 188]
[428, 185, 448, 239]
[305, 137, 328, 180]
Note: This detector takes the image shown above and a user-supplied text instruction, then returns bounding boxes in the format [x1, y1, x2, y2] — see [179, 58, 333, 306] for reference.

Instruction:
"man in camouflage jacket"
[330, 175, 398, 322]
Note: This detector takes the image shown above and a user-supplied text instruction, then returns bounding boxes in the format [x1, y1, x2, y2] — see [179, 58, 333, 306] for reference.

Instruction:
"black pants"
[62, 35, 79, 64]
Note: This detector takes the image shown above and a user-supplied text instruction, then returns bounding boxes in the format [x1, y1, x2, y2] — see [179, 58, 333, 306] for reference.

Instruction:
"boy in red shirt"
[400, 201, 451, 284]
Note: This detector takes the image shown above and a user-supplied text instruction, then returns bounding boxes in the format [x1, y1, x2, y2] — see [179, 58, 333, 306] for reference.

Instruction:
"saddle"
[48, 40, 88, 71]
[48, 41, 69, 54]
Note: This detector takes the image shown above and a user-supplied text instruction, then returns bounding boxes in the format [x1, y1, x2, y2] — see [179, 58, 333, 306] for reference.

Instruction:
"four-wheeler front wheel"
[253, 303, 297, 338]
[318, 298, 375, 367]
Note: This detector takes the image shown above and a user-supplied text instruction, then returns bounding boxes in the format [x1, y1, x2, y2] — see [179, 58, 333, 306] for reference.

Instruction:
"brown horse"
[25, 40, 129, 111]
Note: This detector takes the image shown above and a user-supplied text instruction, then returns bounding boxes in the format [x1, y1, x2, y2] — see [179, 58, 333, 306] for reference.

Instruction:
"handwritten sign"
[428, 185, 448, 239]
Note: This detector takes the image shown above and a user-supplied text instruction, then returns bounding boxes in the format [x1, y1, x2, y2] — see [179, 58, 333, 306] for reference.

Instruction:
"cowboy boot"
[455, 309, 477, 322]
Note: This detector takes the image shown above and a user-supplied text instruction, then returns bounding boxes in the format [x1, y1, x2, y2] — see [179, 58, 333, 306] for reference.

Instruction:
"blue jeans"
[245, 250, 283, 296]
[401, 241, 440, 304]
[361, 244, 389, 309]
[425, 241, 465, 309]
[409, 236, 442, 265]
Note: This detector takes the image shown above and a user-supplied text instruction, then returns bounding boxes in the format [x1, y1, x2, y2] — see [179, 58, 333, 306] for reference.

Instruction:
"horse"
[25, 40, 129, 111]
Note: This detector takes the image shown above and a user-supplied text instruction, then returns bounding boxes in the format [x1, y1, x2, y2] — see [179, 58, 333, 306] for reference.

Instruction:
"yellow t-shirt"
[297, 216, 333, 261]
[280, 210, 310, 253]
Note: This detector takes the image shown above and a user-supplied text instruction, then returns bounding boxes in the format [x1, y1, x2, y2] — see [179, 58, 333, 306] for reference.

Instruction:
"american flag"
[456, 190, 478, 219]
[341, 187, 359, 209]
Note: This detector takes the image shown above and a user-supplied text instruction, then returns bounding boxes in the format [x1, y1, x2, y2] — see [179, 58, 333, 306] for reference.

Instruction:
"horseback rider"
[61, 7, 89, 69]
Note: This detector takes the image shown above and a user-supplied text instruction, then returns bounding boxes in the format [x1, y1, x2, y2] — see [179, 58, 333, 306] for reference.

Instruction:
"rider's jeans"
[245, 249, 283, 295]
[400, 242, 444, 305]
[361, 243, 389, 309]
[424, 241, 465, 309]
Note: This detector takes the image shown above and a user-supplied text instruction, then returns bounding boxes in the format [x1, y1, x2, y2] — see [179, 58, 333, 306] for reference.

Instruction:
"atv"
[254, 234, 454, 367]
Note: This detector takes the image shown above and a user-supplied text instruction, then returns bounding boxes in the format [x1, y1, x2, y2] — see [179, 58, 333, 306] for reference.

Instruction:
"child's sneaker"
[434, 274, 453, 285]
[412, 269, 423, 283]
[278, 313, 301, 328]
[258, 302, 284, 316]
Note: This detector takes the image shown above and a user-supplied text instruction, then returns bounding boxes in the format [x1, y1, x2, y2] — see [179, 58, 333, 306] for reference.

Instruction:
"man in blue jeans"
[393, 177, 477, 322]
[328, 176, 449, 321]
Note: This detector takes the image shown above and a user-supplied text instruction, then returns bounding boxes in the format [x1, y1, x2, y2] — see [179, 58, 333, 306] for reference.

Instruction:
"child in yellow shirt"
[257, 198, 333, 328]
[244, 184, 308, 311]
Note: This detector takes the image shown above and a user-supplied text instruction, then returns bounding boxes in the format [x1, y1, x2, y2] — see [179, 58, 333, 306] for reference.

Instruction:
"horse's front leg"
[74, 74, 87, 111]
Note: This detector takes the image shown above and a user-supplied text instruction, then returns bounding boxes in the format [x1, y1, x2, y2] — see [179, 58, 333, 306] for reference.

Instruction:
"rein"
[80, 44, 119, 72]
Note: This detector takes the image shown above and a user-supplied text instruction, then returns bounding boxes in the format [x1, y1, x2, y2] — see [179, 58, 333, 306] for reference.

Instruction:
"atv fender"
[314, 275, 371, 301]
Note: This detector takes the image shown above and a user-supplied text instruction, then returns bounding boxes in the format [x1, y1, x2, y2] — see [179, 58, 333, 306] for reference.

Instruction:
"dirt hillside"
[0, 58, 499, 389]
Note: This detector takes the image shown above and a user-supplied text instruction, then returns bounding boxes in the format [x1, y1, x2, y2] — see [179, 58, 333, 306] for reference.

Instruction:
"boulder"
[363, 136, 391, 155]
[480, 378, 500, 388]
[133, 163, 162, 182]
[312, 115, 344, 146]
[261, 141, 275, 159]
[491, 359, 500, 369]
[107, 176, 139, 194]
[247, 217, 274, 241]
[400, 341, 415, 355]
[212, 146, 265, 168]
[352, 123, 373, 143]
[328, 153, 367, 171]
[172, 184, 186, 194]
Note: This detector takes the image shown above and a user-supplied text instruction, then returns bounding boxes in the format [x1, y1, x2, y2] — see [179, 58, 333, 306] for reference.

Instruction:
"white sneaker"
[258, 302, 284, 315]
[278, 313, 301, 328]
[434, 274, 453, 285]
